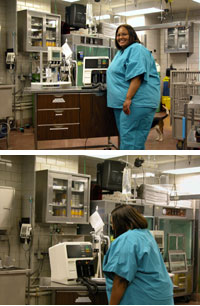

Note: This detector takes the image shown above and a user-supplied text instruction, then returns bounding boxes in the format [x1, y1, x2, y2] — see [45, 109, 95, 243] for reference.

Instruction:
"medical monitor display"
[97, 160, 126, 192]
[65, 4, 86, 29]
[169, 252, 187, 272]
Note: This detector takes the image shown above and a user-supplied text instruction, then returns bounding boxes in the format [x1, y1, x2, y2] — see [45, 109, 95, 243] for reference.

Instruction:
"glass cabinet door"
[177, 27, 187, 51]
[47, 174, 70, 221]
[70, 178, 88, 220]
[46, 17, 57, 47]
[30, 15, 44, 48]
[166, 28, 177, 50]
[158, 219, 193, 265]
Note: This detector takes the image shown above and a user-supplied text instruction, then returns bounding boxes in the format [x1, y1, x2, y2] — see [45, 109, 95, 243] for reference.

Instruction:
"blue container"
[163, 81, 170, 96]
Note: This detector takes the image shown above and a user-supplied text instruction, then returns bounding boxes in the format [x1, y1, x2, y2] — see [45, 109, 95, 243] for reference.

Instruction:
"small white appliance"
[83, 56, 110, 85]
[49, 242, 94, 285]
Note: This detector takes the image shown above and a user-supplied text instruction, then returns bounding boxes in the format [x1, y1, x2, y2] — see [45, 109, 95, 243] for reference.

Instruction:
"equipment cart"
[183, 96, 200, 149]
[170, 70, 200, 149]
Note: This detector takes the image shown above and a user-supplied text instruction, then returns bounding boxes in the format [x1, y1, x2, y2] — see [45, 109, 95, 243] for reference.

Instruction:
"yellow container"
[162, 96, 171, 110]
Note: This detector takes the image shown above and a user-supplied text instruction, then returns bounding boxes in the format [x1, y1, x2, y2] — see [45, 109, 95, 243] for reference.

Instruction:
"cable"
[79, 277, 98, 296]
[169, 2, 173, 21]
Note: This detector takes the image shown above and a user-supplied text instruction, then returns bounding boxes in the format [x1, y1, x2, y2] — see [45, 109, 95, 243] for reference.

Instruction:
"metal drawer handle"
[55, 113, 63, 116]
[50, 127, 69, 131]
[52, 98, 66, 103]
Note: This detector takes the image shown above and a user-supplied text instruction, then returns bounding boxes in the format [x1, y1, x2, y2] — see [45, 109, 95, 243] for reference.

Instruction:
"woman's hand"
[123, 75, 143, 115]
[123, 98, 132, 115]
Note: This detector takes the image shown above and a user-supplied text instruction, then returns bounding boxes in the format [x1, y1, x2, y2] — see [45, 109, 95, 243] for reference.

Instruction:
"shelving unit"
[170, 70, 200, 148]
[35, 169, 91, 224]
[17, 10, 61, 52]
[184, 97, 200, 149]
[164, 23, 193, 53]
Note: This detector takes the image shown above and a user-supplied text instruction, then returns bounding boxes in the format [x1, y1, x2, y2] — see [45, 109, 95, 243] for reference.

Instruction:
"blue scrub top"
[107, 43, 160, 109]
[103, 229, 174, 305]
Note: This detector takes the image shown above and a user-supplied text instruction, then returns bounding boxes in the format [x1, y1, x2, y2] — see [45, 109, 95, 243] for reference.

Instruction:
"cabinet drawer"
[37, 94, 80, 109]
[37, 124, 80, 140]
[37, 109, 80, 124]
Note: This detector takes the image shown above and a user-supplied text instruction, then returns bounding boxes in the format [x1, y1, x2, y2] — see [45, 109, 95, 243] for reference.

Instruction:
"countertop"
[24, 85, 106, 94]
[0, 267, 30, 275]
[0, 84, 15, 89]
[39, 277, 106, 292]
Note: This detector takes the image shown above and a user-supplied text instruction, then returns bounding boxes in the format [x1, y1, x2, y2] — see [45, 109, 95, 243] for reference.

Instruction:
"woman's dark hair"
[111, 204, 148, 238]
[115, 24, 141, 50]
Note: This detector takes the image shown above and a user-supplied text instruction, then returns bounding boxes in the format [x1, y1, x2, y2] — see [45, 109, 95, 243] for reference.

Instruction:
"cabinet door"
[69, 176, 89, 223]
[28, 12, 45, 50]
[165, 28, 177, 52]
[45, 15, 61, 48]
[177, 27, 188, 52]
[46, 172, 71, 222]
[80, 94, 118, 138]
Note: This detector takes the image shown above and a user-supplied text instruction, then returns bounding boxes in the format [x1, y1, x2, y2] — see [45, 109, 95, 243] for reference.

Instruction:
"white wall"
[172, 173, 200, 194]
[17, 0, 51, 13]
[0, 156, 22, 266]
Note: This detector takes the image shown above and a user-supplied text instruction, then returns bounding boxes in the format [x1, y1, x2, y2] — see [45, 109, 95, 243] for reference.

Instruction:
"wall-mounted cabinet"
[35, 170, 91, 224]
[164, 23, 193, 53]
[17, 10, 61, 52]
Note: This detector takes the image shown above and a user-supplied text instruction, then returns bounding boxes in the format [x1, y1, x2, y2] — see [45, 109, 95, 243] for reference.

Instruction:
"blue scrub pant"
[113, 106, 156, 150]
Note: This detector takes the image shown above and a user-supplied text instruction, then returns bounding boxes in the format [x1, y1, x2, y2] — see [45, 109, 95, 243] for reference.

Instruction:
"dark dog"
[151, 105, 169, 141]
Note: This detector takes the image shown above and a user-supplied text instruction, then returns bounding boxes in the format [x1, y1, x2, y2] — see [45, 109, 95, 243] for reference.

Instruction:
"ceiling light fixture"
[83, 153, 126, 160]
[62, 0, 80, 2]
[162, 167, 200, 175]
[112, 1, 163, 17]
[94, 14, 111, 20]
[132, 172, 155, 178]
[117, 7, 163, 17]
[192, 0, 200, 3]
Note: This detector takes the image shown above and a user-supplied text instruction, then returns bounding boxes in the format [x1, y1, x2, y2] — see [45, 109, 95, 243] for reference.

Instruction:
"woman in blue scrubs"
[107, 24, 160, 150]
[103, 205, 174, 305]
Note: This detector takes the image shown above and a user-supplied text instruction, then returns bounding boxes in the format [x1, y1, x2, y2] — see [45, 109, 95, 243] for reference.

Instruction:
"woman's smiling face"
[116, 26, 130, 49]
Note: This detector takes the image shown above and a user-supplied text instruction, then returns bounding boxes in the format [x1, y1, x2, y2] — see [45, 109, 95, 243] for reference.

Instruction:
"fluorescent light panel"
[132, 172, 155, 178]
[83, 153, 126, 160]
[94, 15, 110, 20]
[192, 0, 200, 3]
[62, 0, 80, 2]
[117, 7, 163, 17]
[162, 167, 200, 175]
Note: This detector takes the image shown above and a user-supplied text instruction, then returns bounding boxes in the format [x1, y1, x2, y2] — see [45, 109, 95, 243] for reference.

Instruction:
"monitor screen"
[169, 252, 187, 272]
[66, 244, 92, 258]
[99, 160, 126, 191]
[52, 51, 61, 59]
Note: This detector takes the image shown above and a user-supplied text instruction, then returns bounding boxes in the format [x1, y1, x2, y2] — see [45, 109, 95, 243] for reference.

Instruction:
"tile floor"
[0, 116, 178, 150]
[174, 293, 200, 305]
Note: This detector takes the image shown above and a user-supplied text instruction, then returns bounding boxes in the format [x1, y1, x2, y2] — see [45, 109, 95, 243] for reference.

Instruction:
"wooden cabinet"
[80, 93, 118, 138]
[36, 93, 80, 141]
[55, 291, 108, 305]
[34, 91, 118, 148]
